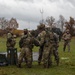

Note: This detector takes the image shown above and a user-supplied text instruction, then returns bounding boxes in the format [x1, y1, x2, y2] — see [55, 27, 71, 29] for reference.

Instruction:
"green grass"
[0, 37, 75, 75]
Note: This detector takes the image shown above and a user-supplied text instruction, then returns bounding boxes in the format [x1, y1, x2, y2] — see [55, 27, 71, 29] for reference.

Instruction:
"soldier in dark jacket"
[18, 29, 39, 68]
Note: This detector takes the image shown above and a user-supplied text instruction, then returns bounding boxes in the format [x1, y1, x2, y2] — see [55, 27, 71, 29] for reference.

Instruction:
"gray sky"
[0, 0, 75, 30]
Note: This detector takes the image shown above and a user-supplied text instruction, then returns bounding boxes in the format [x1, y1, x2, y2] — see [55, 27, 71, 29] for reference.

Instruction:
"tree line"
[0, 15, 75, 37]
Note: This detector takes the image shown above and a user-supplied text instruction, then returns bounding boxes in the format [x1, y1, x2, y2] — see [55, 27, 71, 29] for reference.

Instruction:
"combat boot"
[63, 45, 66, 52]
[43, 64, 47, 68]
[17, 64, 21, 68]
[43, 63, 49, 68]
[38, 61, 41, 65]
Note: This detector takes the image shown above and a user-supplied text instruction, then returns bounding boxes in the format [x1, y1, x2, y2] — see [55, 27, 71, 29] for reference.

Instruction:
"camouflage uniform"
[53, 33, 59, 66]
[37, 26, 53, 68]
[42, 31, 54, 68]
[62, 30, 71, 52]
[6, 33, 16, 49]
[18, 31, 39, 68]
[37, 24, 45, 65]
[38, 27, 59, 68]
[37, 30, 46, 65]
[19, 29, 29, 64]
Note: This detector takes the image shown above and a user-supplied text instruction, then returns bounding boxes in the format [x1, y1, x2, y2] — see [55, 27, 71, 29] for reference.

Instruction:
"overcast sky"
[0, 0, 75, 30]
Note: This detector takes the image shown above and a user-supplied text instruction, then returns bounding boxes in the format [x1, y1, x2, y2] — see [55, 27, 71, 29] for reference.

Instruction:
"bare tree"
[0, 17, 8, 30]
[46, 16, 55, 28]
[58, 15, 66, 32]
[65, 17, 75, 36]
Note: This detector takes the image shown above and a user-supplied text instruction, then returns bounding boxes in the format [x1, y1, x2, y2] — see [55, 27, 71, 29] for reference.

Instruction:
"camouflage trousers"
[38, 45, 44, 65]
[42, 44, 53, 68]
[63, 40, 70, 52]
[18, 47, 32, 68]
[53, 47, 59, 66]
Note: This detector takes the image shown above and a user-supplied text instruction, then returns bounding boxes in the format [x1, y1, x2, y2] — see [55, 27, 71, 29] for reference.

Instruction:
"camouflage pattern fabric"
[38, 30, 59, 68]
[18, 33, 39, 68]
[6, 37, 16, 49]
[18, 47, 32, 68]
[38, 30, 54, 68]
[37, 30, 46, 65]
[62, 32, 71, 52]
[53, 33, 59, 66]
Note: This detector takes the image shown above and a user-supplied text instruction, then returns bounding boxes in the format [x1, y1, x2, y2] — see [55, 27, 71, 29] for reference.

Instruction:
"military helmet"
[24, 29, 28, 35]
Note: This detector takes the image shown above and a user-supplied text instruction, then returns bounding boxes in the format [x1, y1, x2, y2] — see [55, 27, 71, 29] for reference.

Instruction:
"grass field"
[0, 37, 75, 75]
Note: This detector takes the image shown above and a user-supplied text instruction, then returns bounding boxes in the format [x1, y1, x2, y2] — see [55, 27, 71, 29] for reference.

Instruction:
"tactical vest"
[6, 37, 16, 48]
[23, 36, 34, 49]
[64, 33, 71, 41]
[44, 31, 54, 47]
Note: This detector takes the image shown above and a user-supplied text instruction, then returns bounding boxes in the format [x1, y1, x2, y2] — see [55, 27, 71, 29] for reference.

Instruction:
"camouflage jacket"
[6, 37, 16, 48]
[19, 34, 39, 49]
[62, 33, 71, 41]
[37, 30, 46, 46]
[37, 30, 59, 47]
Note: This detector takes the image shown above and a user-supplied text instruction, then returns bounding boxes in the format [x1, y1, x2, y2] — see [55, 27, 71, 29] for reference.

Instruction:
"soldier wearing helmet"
[6, 32, 16, 49]
[37, 24, 46, 65]
[24, 29, 28, 35]
[18, 29, 39, 68]
[62, 29, 71, 52]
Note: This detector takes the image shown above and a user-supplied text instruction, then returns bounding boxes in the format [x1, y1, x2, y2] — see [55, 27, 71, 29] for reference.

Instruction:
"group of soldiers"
[6, 24, 71, 68]
[18, 24, 60, 68]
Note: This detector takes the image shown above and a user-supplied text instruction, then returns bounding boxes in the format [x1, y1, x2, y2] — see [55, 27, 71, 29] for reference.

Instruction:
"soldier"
[53, 32, 59, 66]
[18, 29, 28, 64]
[38, 26, 59, 68]
[37, 25, 51, 68]
[18, 29, 39, 68]
[6, 32, 16, 49]
[42, 30, 54, 68]
[37, 24, 45, 65]
[62, 29, 71, 52]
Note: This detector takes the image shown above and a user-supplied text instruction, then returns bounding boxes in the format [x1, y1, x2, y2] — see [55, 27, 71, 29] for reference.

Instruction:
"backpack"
[19, 35, 28, 48]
